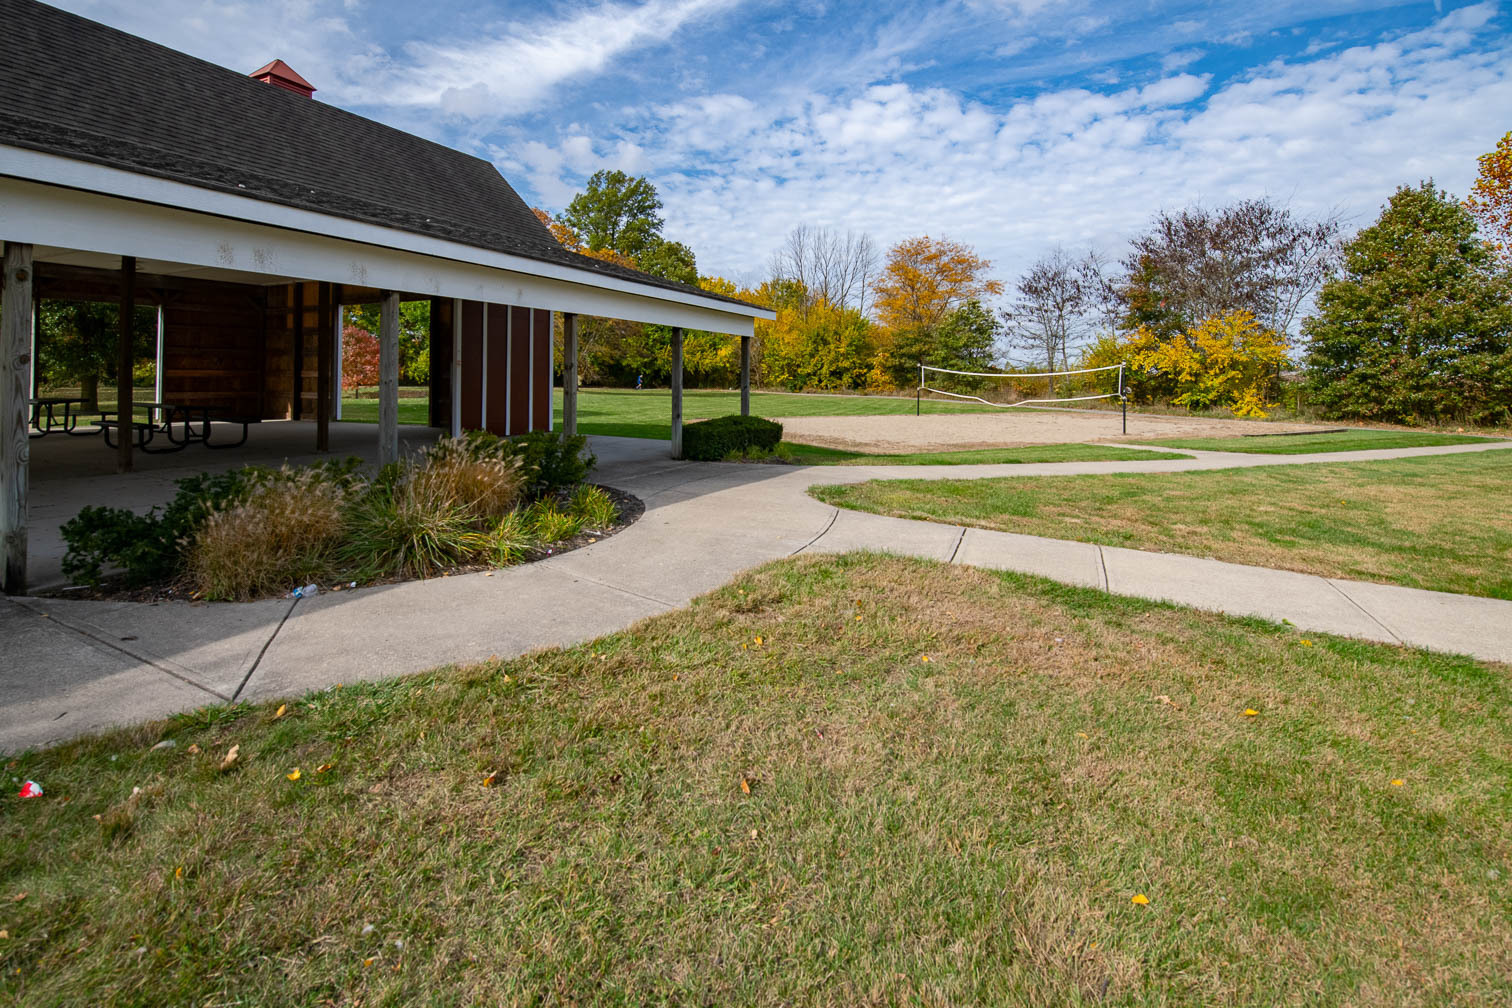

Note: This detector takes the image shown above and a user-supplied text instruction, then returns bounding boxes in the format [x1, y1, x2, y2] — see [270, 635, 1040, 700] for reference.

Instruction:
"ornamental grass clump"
[413, 436, 525, 521]
[187, 467, 351, 600]
[568, 484, 619, 530]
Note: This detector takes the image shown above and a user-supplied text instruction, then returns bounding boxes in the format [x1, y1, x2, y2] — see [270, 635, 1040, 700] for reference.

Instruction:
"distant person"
[636, 374, 644, 390]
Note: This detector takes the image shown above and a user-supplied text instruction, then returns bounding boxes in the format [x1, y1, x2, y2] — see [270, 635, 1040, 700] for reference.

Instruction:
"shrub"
[462, 430, 595, 498]
[681, 415, 783, 461]
[60, 467, 260, 585]
[568, 485, 618, 530]
[187, 467, 351, 600]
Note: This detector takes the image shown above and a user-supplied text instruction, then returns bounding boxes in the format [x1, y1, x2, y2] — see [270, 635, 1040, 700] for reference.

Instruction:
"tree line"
[546, 131, 1512, 427]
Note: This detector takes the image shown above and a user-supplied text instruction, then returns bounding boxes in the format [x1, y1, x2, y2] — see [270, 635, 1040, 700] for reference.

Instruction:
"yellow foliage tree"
[1125, 310, 1286, 417]
[1466, 130, 1512, 265]
[873, 235, 1003, 335]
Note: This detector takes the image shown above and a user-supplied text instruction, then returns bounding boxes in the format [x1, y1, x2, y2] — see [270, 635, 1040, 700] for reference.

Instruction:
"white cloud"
[381, 0, 741, 117]
[510, 4, 1509, 289]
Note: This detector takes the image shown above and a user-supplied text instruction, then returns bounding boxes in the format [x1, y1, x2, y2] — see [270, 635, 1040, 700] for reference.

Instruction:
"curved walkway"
[3, 436, 1509, 752]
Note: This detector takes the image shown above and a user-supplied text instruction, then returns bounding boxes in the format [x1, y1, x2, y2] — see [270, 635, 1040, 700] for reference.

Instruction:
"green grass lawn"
[340, 388, 1003, 441]
[554, 387, 1010, 440]
[338, 396, 431, 425]
[813, 449, 1512, 599]
[3, 553, 1507, 1005]
[1142, 429, 1503, 454]
[778, 442, 1192, 465]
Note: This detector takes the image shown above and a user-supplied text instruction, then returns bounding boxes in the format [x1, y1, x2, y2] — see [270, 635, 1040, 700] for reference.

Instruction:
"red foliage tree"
[341, 325, 381, 392]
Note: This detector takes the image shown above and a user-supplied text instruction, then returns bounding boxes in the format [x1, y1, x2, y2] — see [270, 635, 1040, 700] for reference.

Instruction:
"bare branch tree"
[1120, 198, 1341, 338]
[1001, 248, 1100, 395]
[770, 225, 880, 318]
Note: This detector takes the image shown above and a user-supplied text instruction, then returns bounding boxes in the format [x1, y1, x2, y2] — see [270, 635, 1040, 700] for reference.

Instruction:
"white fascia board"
[0, 146, 773, 333]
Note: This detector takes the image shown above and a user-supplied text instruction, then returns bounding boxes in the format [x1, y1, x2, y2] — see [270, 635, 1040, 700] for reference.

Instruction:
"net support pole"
[1120, 363, 1127, 435]
[917, 362, 923, 416]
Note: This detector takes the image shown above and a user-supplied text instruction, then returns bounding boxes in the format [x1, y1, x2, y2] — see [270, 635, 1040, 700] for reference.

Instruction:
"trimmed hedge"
[682, 414, 783, 461]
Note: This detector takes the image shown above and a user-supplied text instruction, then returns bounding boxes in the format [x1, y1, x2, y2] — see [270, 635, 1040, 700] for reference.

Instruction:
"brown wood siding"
[262, 284, 294, 419]
[532, 309, 551, 431]
[160, 282, 265, 416]
[294, 281, 321, 421]
[459, 300, 483, 432]
[508, 306, 530, 434]
[428, 297, 452, 430]
[485, 303, 512, 435]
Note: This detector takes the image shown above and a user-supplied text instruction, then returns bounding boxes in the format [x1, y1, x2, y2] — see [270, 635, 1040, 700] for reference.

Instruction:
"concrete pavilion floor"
[3, 432, 1511, 752]
[24, 419, 444, 592]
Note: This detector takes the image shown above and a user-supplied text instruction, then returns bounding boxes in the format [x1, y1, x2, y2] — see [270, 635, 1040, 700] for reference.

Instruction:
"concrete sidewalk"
[3, 435, 1509, 752]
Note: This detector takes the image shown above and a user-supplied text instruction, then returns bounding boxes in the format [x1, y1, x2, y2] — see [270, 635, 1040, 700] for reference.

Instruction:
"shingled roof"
[0, 0, 759, 311]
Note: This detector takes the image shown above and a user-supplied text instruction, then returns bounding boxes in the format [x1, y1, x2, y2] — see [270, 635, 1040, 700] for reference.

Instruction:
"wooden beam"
[292, 282, 304, 421]
[116, 255, 136, 474]
[740, 334, 751, 417]
[562, 312, 578, 436]
[670, 326, 684, 460]
[378, 289, 399, 465]
[2, 243, 34, 594]
[316, 281, 331, 451]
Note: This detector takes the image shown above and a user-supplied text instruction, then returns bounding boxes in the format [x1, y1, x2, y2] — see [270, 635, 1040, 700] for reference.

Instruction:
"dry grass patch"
[814, 448, 1512, 598]
[2, 554, 1508, 1005]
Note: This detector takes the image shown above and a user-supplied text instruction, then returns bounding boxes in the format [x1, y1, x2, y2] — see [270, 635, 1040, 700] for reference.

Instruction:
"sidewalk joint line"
[544, 566, 679, 609]
[231, 597, 300, 702]
[792, 508, 840, 555]
[1324, 579, 1404, 644]
[11, 599, 228, 702]
[1097, 545, 1110, 592]
[948, 527, 965, 564]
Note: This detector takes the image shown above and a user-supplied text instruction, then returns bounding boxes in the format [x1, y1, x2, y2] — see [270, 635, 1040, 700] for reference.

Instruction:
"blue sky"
[53, 0, 1512, 288]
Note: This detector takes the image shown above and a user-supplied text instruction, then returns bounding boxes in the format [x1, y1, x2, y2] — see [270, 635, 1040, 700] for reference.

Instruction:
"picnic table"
[27, 397, 98, 437]
[94, 402, 260, 452]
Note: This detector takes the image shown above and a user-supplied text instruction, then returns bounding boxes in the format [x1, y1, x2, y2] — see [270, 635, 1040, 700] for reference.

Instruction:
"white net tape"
[919, 363, 1126, 408]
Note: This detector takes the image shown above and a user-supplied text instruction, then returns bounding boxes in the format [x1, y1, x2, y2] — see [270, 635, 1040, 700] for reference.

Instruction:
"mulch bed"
[40, 485, 644, 605]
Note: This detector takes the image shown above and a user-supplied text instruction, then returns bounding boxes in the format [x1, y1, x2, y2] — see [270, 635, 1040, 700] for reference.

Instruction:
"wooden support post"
[562, 312, 578, 436]
[670, 326, 684, 460]
[740, 334, 751, 417]
[378, 290, 399, 465]
[316, 281, 331, 451]
[292, 283, 305, 421]
[2, 243, 34, 595]
[116, 255, 136, 474]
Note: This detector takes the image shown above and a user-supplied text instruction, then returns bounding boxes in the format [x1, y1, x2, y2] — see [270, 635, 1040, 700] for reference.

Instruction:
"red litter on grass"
[18, 781, 43, 798]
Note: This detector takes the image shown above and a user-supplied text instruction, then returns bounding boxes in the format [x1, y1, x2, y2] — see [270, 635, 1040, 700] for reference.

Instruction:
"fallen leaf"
[219, 745, 240, 772]
[754, 635, 763, 646]
[363, 957, 375, 967]
[1243, 709, 1259, 717]
[1131, 893, 1150, 905]
[1299, 639, 1313, 647]
[740, 778, 751, 794]
[12, 893, 26, 903]
[921, 655, 931, 663]
[1155, 694, 1183, 711]
[286, 768, 301, 781]
[186, 744, 200, 755]
[0, 930, 8, 939]
[315, 763, 334, 774]
[482, 772, 498, 788]
[174, 867, 183, 879]
[1390, 779, 1404, 787]
[1076, 731, 1089, 739]
[273, 704, 287, 720]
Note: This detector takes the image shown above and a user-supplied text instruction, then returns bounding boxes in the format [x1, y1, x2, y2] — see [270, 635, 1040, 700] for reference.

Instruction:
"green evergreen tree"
[1303, 181, 1512, 425]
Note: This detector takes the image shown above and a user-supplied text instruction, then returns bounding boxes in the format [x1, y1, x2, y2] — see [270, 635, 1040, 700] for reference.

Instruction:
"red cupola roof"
[248, 59, 315, 98]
